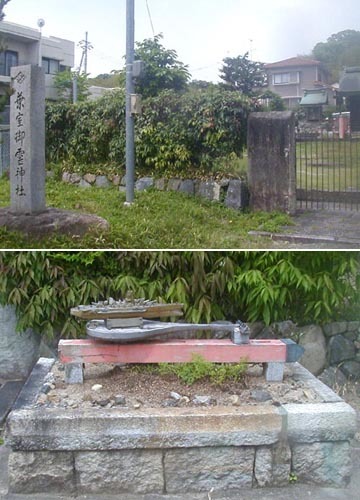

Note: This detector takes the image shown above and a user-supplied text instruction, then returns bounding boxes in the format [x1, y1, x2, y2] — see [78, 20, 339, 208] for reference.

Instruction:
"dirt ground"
[37, 361, 335, 411]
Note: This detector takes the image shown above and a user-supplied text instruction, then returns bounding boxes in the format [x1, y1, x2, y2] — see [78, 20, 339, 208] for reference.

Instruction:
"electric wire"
[145, 0, 155, 37]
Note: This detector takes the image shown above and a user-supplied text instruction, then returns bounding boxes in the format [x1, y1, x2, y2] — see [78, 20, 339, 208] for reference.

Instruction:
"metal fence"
[296, 131, 360, 211]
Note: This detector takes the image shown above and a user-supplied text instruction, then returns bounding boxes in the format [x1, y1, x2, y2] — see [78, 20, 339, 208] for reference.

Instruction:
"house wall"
[0, 21, 74, 100]
[266, 65, 327, 108]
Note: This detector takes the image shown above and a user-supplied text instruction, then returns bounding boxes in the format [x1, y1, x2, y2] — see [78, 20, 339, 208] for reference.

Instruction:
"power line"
[145, 0, 155, 37]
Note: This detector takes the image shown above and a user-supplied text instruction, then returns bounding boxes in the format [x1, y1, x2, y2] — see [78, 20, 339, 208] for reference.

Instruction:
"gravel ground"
[35, 361, 327, 411]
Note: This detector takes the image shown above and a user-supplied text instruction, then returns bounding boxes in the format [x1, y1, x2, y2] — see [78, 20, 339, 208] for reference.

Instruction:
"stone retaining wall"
[5, 359, 356, 496]
[249, 320, 360, 382]
[61, 172, 250, 211]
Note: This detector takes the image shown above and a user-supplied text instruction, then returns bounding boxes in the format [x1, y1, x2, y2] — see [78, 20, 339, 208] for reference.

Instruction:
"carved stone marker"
[248, 111, 296, 214]
[10, 65, 46, 214]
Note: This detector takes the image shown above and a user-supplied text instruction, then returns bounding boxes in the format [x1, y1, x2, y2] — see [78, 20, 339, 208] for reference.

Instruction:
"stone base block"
[292, 441, 352, 487]
[8, 451, 75, 495]
[76, 450, 163, 494]
[165, 446, 254, 493]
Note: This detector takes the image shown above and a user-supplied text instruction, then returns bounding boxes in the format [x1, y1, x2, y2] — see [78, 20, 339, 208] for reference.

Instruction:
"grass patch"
[133, 355, 248, 386]
[0, 177, 291, 249]
[297, 139, 360, 191]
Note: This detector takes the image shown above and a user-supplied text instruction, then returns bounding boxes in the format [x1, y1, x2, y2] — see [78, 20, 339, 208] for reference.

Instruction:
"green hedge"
[45, 88, 252, 177]
[0, 252, 358, 339]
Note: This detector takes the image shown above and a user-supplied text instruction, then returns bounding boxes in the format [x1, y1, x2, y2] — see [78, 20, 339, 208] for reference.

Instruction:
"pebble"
[170, 391, 182, 401]
[227, 394, 241, 406]
[37, 393, 48, 404]
[97, 398, 111, 407]
[133, 403, 141, 409]
[250, 390, 272, 402]
[162, 399, 178, 408]
[91, 384, 103, 392]
[193, 395, 216, 406]
[41, 383, 52, 394]
[114, 394, 126, 406]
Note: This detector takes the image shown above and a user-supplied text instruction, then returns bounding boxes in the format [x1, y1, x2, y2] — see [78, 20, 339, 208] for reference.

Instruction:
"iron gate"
[296, 131, 360, 210]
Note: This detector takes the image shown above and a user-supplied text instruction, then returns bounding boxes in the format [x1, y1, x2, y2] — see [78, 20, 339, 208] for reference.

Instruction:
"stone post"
[247, 111, 296, 214]
[10, 65, 46, 214]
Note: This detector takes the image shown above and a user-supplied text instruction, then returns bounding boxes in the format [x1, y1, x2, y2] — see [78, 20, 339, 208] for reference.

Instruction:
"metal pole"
[125, 0, 135, 204]
[73, 75, 78, 104]
[84, 31, 88, 74]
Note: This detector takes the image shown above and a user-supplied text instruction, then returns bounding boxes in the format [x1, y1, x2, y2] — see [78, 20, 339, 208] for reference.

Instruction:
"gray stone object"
[179, 179, 195, 195]
[95, 175, 111, 188]
[10, 65, 46, 214]
[225, 179, 249, 210]
[4, 359, 357, 495]
[248, 111, 296, 214]
[0, 305, 40, 379]
[329, 334, 356, 365]
[135, 177, 154, 191]
[198, 181, 221, 201]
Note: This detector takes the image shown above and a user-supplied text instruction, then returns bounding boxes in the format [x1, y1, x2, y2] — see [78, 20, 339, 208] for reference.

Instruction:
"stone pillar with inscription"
[10, 65, 46, 214]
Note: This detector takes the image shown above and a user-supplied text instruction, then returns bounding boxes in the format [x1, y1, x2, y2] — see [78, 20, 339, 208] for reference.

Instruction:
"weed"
[157, 354, 247, 386]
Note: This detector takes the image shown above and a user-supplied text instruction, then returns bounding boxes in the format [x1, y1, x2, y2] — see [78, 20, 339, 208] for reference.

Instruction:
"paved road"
[250, 208, 360, 249]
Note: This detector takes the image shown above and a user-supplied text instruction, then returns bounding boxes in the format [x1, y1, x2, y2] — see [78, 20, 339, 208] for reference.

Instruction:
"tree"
[53, 70, 90, 102]
[134, 33, 190, 98]
[313, 30, 360, 82]
[219, 52, 266, 96]
[89, 71, 125, 89]
[0, 0, 11, 21]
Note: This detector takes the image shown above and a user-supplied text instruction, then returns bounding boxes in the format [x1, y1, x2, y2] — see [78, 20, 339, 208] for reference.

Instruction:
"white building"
[0, 20, 74, 100]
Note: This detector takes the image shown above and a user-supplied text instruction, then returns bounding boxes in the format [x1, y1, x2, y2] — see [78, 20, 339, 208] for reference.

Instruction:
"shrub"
[0, 252, 359, 339]
[45, 87, 251, 177]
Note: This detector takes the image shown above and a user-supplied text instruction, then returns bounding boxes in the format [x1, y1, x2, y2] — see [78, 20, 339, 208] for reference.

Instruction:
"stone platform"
[0, 207, 109, 238]
[4, 358, 357, 496]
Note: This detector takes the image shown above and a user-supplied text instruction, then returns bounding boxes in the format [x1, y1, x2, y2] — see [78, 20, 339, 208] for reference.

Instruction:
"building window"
[42, 57, 60, 75]
[273, 72, 299, 85]
[0, 50, 18, 76]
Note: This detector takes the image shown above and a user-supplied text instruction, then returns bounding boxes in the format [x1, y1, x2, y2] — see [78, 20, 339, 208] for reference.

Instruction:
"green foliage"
[313, 30, 360, 82]
[45, 87, 251, 176]
[158, 354, 247, 386]
[220, 53, 266, 96]
[89, 71, 125, 89]
[0, 251, 358, 339]
[53, 70, 90, 102]
[134, 34, 190, 98]
[256, 90, 286, 111]
[289, 472, 298, 483]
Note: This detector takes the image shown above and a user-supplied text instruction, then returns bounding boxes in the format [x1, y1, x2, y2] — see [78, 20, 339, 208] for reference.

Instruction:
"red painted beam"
[58, 338, 287, 365]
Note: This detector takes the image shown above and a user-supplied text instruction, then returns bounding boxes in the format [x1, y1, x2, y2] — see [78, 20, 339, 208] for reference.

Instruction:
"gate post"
[248, 111, 296, 214]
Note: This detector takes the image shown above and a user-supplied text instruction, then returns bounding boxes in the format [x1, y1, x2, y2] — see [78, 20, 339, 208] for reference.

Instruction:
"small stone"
[114, 394, 126, 406]
[162, 399, 178, 408]
[180, 396, 190, 404]
[193, 395, 216, 406]
[170, 391, 182, 401]
[227, 394, 241, 406]
[37, 393, 48, 404]
[250, 390, 272, 402]
[97, 398, 110, 407]
[41, 383, 52, 394]
[133, 403, 141, 409]
[91, 384, 103, 392]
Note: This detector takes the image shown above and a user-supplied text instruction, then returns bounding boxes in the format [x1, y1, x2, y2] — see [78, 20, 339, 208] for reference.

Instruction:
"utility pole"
[125, 0, 135, 204]
[78, 32, 93, 74]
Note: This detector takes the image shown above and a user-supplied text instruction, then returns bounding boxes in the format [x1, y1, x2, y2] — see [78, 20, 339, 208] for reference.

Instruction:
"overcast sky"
[3, 0, 360, 81]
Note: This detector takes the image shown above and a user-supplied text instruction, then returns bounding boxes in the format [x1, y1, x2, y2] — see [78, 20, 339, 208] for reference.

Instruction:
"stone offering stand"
[4, 300, 357, 495]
